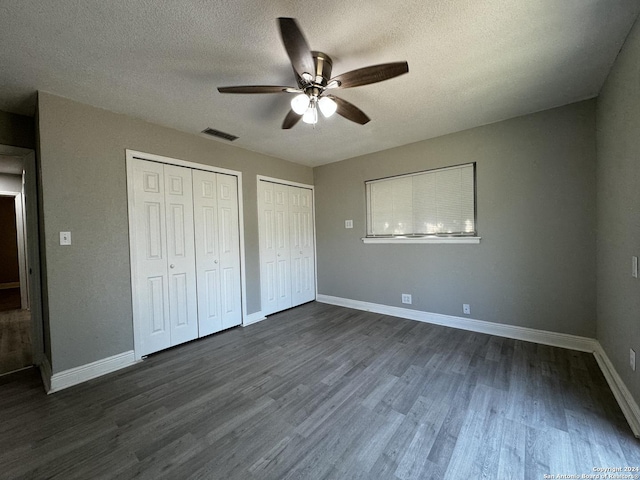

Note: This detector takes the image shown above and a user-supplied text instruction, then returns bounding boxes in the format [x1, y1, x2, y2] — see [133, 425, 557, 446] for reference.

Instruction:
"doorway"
[0, 194, 22, 309]
[0, 145, 42, 376]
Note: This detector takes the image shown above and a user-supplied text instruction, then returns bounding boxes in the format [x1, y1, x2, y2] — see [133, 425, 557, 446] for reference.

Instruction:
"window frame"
[363, 162, 480, 244]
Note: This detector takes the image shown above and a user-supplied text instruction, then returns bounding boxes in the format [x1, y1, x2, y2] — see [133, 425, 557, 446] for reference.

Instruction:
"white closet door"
[273, 184, 291, 311]
[259, 181, 292, 315]
[290, 187, 315, 306]
[259, 180, 315, 316]
[192, 170, 222, 336]
[216, 174, 242, 329]
[163, 165, 199, 346]
[193, 171, 241, 335]
[130, 155, 244, 358]
[258, 180, 279, 315]
[131, 160, 171, 356]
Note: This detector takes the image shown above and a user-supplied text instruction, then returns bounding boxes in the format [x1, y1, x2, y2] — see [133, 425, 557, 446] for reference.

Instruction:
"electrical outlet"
[401, 294, 412, 304]
[345, 220, 353, 229]
[463, 304, 471, 315]
[631, 349, 636, 371]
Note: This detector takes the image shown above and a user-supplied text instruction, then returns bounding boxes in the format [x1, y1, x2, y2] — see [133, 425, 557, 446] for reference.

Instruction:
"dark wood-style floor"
[0, 307, 31, 375]
[0, 302, 638, 479]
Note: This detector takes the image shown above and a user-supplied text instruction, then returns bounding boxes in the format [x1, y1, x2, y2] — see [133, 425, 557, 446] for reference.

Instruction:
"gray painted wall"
[37, 92, 313, 373]
[314, 100, 597, 337]
[597, 17, 640, 402]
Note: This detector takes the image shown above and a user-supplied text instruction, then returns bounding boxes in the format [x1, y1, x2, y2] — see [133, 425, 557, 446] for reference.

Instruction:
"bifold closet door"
[259, 181, 292, 315]
[259, 180, 315, 316]
[130, 160, 199, 356]
[192, 170, 242, 336]
[164, 165, 199, 345]
[289, 187, 315, 306]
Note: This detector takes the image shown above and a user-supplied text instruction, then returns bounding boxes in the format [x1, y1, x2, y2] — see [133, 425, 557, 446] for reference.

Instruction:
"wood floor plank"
[0, 301, 637, 479]
[496, 417, 526, 479]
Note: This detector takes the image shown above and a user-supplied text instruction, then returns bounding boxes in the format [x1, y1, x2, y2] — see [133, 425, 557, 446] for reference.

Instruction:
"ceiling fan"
[217, 17, 409, 129]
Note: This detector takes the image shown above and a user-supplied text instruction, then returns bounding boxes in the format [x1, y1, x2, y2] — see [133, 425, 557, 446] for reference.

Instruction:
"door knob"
[170, 264, 175, 269]
[277, 253, 281, 257]
[214, 260, 219, 264]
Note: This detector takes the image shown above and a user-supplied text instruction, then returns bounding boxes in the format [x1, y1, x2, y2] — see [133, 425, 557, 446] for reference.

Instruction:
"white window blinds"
[366, 163, 476, 237]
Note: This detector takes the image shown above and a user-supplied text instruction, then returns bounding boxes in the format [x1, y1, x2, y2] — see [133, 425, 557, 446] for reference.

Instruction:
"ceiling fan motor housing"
[310, 51, 333, 87]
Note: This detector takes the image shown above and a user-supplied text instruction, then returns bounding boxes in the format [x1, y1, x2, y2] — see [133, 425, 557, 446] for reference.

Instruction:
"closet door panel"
[274, 184, 291, 310]
[217, 174, 242, 329]
[258, 181, 279, 315]
[164, 165, 199, 346]
[131, 160, 171, 355]
[193, 170, 222, 336]
[290, 187, 315, 306]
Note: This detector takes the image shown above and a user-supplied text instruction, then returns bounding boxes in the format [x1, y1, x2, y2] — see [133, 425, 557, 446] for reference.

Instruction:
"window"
[364, 163, 478, 244]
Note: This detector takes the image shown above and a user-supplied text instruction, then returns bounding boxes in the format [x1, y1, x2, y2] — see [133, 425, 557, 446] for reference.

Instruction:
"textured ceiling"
[0, 0, 638, 167]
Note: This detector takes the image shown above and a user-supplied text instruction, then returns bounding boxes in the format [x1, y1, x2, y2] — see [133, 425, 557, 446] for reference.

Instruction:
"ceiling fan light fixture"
[318, 96, 337, 118]
[291, 93, 310, 115]
[302, 103, 318, 124]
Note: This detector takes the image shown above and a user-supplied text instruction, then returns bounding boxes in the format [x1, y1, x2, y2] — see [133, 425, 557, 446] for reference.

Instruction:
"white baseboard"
[243, 311, 267, 326]
[316, 294, 640, 437]
[39, 356, 52, 393]
[593, 343, 640, 438]
[316, 295, 596, 352]
[47, 351, 137, 394]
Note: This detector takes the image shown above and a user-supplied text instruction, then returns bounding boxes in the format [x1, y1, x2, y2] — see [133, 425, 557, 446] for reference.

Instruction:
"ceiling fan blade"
[329, 62, 409, 89]
[282, 110, 302, 129]
[326, 95, 370, 125]
[217, 86, 298, 94]
[278, 18, 315, 80]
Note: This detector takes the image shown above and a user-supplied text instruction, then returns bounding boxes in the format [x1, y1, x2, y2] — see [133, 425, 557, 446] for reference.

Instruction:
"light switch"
[60, 231, 71, 245]
[345, 220, 353, 229]
[633, 256, 638, 278]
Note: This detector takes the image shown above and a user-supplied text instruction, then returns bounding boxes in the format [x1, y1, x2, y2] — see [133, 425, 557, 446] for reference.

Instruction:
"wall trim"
[243, 312, 267, 326]
[256, 174, 314, 190]
[317, 294, 596, 352]
[362, 236, 481, 244]
[593, 343, 640, 438]
[47, 351, 137, 394]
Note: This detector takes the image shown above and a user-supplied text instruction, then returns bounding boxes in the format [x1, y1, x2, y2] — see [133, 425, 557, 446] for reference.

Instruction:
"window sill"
[361, 236, 481, 244]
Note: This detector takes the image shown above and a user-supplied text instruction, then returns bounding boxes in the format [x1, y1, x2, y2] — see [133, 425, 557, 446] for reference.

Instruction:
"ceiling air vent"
[201, 128, 238, 142]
